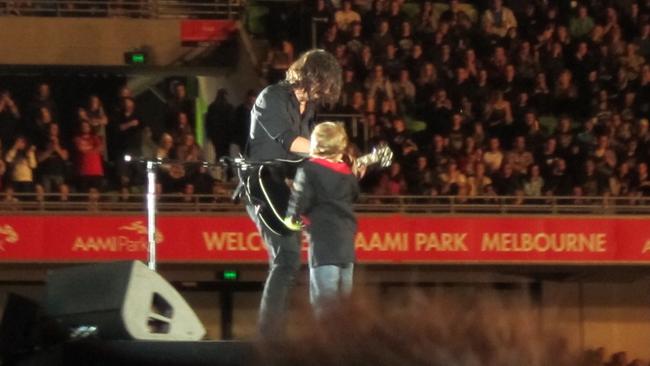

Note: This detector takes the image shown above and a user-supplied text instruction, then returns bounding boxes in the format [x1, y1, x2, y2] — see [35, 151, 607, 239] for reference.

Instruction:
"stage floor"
[12, 340, 256, 366]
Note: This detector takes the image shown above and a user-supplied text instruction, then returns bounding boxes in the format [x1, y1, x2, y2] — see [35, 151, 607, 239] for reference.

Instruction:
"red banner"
[180, 20, 237, 42]
[0, 214, 649, 264]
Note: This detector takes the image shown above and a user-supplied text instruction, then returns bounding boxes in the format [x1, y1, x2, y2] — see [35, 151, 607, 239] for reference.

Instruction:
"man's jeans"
[246, 204, 301, 338]
[310, 263, 354, 317]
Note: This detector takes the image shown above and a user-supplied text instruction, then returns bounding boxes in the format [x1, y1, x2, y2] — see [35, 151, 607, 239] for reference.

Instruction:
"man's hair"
[310, 121, 348, 159]
[285, 49, 342, 105]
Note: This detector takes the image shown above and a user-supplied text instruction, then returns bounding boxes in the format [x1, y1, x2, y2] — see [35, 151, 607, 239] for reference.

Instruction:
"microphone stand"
[145, 160, 157, 271]
[126, 154, 293, 271]
[126, 155, 225, 272]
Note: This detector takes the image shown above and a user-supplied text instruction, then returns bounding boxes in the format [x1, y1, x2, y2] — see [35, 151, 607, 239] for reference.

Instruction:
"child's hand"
[283, 216, 302, 231]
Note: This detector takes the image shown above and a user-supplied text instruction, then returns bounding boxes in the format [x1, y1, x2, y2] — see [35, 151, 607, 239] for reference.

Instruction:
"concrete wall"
[0, 17, 185, 65]
[541, 279, 650, 361]
[582, 280, 650, 358]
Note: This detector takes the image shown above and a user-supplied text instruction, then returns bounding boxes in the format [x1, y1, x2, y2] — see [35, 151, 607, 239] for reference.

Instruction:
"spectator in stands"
[5, 136, 37, 195]
[620, 43, 646, 81]
[165, 81, 194, 133]
[554, 69, 579, 117]
[320, 24, 341, 54]
[37, 123, 69, 194]
[364, 64, 394, 101]
[481, 0, 517, 38]
[635, 23, 650, 59]
[506, 136, 534, 175]
[354, 45, 375, 83]
[380, 43, 403, 80]
[33, 107, 54, 147]
[334, 0, 360, 35]
[425, 89, 453, 137]
[180, 183, 195, 204]
[74, 120, 104, 192]
[446, 114, 464, 155]
[113, 85, 133, 116]
[570, 5, 595, 40]
[264, 40, 295, 84]
[370, 19, 394, 56]
[385, 161, 407, 195]
[554, 116, 574, 156]
[428, 134, 450, 174]
[467, 162, 492, 197]
[486, 45, 509, 82]
[440, 0, 470, 27]
[483, 90, 513, 139]
[592, 135, 617, 178]
[609, 162, 633, 197]
[439, 161, 467, 196]
[156, 133, 183, 193]
[176, 132, 211, 193]
[87, 187, 101, 211]
[493, 162, 521, 196]
[396, 20, 414, 56]
[346, 21, 365, 56]
[0, 90, 20, 147]
[414, 61, 438, 106]
[140, 126, 157, 161]
[392, 68, 416, 111]
[632, 161, 650, 196]
[542, 158, 574, 196]
[168, 111, 193, 146]
[407, 154, 437, 195]
[523, 164, 544, 198]
[458, 136, 480, 172]
[231, 89, 256, 155]
[29, 82, 57, 123]
[362, 0, 387, 38]
[3, 187, 17, 207]
[204, 88, 233, 159]
[340, 68, 360, 107]
[86, 95, 108, 141]
[578, 159, 606, 197]
[388, 116, 416, 160]
[483, 137, 504, 174]
[176, 132, 203, 163]
[385, 0, 405, 36]
[112, 97, 143, 161]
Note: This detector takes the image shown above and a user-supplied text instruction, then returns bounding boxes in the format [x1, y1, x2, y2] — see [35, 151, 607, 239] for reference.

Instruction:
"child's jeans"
[309, 263, 354, 317]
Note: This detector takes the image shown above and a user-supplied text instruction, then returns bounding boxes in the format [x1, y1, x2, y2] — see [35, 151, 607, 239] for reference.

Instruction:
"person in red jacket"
[74, 120, 104, 192]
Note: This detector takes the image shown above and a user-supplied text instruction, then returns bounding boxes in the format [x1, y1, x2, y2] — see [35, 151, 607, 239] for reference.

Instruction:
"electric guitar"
[241, 144, 394, 236]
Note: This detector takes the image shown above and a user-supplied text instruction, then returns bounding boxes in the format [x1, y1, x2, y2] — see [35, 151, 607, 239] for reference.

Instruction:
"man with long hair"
[246, 49, 342, 337]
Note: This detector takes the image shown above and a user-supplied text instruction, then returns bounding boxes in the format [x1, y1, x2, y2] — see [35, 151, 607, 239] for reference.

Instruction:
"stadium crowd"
[0, 80, 248, 203]
[1, 0, 650, 205]
[278, 0, 650, 201]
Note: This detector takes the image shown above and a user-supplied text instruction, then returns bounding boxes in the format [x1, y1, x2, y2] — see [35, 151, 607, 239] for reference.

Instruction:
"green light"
[131, 53, 146, 64]
[222, 270, 239, 281]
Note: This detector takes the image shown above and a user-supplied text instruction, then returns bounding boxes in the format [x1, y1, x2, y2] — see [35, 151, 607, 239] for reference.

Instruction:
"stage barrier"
[0, 214, 648, 264]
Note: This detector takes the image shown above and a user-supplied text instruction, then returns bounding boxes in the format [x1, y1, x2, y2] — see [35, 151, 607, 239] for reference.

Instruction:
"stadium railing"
[0, 0, 241, 19]
[1, 193, 648, 215]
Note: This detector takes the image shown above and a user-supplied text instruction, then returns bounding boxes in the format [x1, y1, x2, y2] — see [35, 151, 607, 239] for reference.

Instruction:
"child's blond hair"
[310, 122, 348, 160]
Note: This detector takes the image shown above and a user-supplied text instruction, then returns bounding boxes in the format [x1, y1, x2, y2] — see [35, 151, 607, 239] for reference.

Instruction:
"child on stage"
[284, 122, 360, 316]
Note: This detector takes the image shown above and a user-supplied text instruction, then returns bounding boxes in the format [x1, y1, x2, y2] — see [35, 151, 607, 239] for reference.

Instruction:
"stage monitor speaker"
[45, 261, 206, 341]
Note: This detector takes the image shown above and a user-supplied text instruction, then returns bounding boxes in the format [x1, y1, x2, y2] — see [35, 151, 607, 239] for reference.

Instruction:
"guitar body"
[239, 144, 393, 235]
[245, 163, 297, 236]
